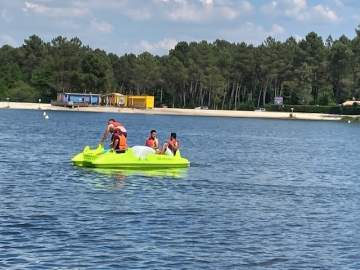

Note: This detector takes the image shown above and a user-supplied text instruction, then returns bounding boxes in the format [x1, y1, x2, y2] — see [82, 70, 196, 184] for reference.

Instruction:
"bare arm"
[99, 126, 110, 145]
[161, 142, 168, 154]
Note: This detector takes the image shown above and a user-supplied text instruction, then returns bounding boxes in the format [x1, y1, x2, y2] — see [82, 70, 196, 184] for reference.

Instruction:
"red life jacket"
[111, 121, 127, 133]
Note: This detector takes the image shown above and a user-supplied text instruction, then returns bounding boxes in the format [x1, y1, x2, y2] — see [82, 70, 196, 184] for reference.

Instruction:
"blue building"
[55, 92, 101, 106]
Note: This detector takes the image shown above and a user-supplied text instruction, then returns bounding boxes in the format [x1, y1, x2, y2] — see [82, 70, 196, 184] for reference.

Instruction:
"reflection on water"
[76, 167, 188, 190]
[92, 167, 189, 179]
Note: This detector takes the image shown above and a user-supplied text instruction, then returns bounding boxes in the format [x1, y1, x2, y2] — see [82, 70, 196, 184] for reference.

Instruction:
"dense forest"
[1, 28, 360, 109]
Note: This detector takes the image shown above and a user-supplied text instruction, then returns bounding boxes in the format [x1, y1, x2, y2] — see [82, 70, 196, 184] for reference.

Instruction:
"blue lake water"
[1, 109, 360, 269]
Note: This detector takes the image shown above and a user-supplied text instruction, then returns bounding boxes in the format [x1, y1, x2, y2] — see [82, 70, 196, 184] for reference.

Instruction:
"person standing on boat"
[99, 118, 127, 146]
[145, 129, 159, 151]
[162, 132, 179, 155]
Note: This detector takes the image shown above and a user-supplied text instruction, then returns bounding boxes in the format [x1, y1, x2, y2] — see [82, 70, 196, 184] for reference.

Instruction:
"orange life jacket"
[113, 132, 127, 151]
[145, 137, 157, 148]
[119, 134, 127, 150]
[167, 138, 178, 154]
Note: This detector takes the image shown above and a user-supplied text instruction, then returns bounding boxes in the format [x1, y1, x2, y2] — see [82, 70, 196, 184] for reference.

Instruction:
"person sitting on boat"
[145, 129, 159, 151]
[111, 130, 127, 154]
[162, 132, 179, 155]
[99, 118, 127, 145]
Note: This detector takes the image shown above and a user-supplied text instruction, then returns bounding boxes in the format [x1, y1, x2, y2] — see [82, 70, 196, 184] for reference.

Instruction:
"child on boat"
[162, 132, 179, 155]
[111, 131, 127, 154]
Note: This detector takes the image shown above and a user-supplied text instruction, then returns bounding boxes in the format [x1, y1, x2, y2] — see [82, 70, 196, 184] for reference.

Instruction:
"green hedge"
[228, 104, 360, 115]
[341, 106, 360, 115]
[263, 104, 360, 115]
[264, 105, 340, 114]
[235, 104, 256, 111]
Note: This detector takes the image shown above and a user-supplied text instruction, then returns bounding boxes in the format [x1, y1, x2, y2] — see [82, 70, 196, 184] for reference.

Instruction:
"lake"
[1, 109, 360, 269]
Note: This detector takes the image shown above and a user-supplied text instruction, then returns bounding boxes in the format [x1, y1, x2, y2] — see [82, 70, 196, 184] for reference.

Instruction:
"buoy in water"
[43, 112, 47, 116]
[45, 115, 49, 120]
[348, 120, 351, 124]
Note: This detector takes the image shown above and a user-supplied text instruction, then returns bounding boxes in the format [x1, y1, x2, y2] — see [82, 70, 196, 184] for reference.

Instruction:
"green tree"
[329, 39, 353, 103]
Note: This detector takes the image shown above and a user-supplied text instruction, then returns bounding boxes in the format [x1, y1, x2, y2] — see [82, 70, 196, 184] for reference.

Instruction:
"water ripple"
[1, 110, 360, 269]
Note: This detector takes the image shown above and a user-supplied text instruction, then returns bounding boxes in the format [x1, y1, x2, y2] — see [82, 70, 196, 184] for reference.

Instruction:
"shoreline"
[0, 102, 347, 121]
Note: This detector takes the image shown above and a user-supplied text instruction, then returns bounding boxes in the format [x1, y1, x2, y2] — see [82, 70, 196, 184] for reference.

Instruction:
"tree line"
[1, 28, 360, 108]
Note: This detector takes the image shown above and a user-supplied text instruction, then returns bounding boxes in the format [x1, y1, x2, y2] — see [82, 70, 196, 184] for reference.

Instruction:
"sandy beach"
[0, 101, 345, 121]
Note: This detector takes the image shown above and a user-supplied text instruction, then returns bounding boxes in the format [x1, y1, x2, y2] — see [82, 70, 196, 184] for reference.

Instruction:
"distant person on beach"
[145, 129, 159, 151]
[111, 130, 127, 153]
[99, 118, 127, 146]
[162, 132, 179, 155]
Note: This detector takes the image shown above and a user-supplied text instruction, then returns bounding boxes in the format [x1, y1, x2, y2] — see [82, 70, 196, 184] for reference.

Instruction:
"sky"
[0, 0, 359, 55]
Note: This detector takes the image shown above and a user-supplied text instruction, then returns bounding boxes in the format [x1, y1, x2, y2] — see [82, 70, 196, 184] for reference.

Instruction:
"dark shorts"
[112, 132, 126, 141]
[112, 133, 120, 140]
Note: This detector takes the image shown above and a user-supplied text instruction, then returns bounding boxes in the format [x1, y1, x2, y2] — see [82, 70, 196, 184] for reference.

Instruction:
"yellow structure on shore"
[101, 93, 154, 109]
[127, 95, 154, 109]
[102, 93, 126, 107]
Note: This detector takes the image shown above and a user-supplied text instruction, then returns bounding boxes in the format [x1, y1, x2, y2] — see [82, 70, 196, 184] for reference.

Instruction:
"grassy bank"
[233, 104, 360, 115]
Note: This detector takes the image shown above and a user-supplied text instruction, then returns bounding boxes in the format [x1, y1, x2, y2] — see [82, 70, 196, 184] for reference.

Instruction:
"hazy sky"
[0, 0, 359, 55]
